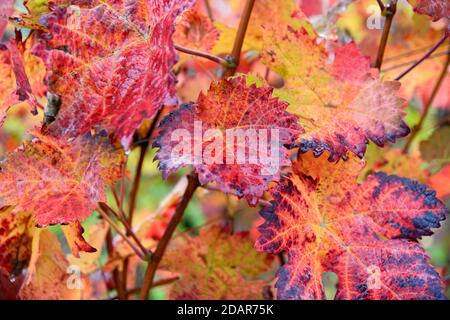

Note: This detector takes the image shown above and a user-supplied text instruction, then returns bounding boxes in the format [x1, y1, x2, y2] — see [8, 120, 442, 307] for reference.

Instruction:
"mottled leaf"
[0, 131, 124, 226]
[162, 226, 274, 300]
[260, 26, 410, 161]
[154, 76, 302, 205]
[34, 0, 194, 148]
[256, 152, 447, 299]
[0, 207, 34, 275]
[174, 9, 219, 54]
[18, 229, 83, 299]
[407, 0, 448, 21]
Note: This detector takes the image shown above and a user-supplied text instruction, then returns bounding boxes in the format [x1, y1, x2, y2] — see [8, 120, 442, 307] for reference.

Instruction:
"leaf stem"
[174, 44, 230, 66]
[223, 0, 256, 77]
[99, 202, 149, 257]
[402, 47, 450, 153]
[139, 173, 200, 300]
[97, 204, 146, 260]
[382, 50, 449, 72]
[395, 34, 448, 80]
[373, 0, 397, 69]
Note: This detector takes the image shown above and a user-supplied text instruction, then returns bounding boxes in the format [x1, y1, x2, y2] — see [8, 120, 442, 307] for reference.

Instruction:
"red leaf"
[0, 207, 33, 275]
[256, 152, 448, 299]
[162, 226, 274, 300]
[0, 0, 14, 38]
[0, 131, 125, 226]
[34, 0, 194, 148]
[61, 221, 96, 258]
[7, 38, 43, 116]
[154, 76, 302, 205]
[408, 0, 449, 21]
[260, 25, 410, 161]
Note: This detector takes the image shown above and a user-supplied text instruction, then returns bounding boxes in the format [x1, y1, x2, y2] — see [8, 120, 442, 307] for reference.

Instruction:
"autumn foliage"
[0, 0, 449, 300]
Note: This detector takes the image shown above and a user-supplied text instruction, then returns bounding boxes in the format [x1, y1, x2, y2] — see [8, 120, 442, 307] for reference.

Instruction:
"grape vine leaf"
[33, 0, 194, 148]
[18, 229, 83, 299]
[0, 130, 125, 226]
[61, 221, 96, 258]
[260, 26, 410, 161]
[0, 207, 34, 275]
[174, 9, 219, 56]
[154, 76, 302, 205]
[420, 125, 450, 174]
[161, 226, 274, 300]
[67, 219, 109, 273]
[407, 0, 448, 21]
[256, 151, 448, 300]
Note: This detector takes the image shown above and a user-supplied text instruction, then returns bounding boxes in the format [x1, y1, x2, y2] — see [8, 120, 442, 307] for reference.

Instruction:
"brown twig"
[395, 34, 448, 80]
[223, 0, 256, 77]
[382, 50, 449, 72]
[97, 204, 146, 260]
[373, 0, 397, 69]
[174, 44, 230, 67]
[402, 48, 450, 153]
[99, 202, 149, 257]
[139, 173, 200, 300]
[376, 0, 385, 11]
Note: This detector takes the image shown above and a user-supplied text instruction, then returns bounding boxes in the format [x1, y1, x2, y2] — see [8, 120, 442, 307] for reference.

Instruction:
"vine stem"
[139, 173, 200, 300]
[128, 108, 163, 225]
[373, 0, 397, 69]
[223, 0, 256, 77]
[402, 49, 449, 153]
[99, 202, 148, 257]
[97, 204, 146, 260]
[395, 34, 448, 80]
[174, 44, 230, 66]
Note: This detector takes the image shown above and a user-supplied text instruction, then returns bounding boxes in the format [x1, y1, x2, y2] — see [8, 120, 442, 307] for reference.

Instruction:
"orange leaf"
[0, 131, 125, 226]
[256, 152, 447, 299]
[162, 226, 274, 300]
[34, 0, 194, 148]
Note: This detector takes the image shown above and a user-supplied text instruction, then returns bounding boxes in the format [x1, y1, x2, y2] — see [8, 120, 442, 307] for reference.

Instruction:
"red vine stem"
[174, 44, 230, 66]
[373, 0, 397, 69]
[395, 34, 448, 80]
[139, 173, 200, 300]
[402, 46, 450, 153]
[224, 0, 256, 77]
